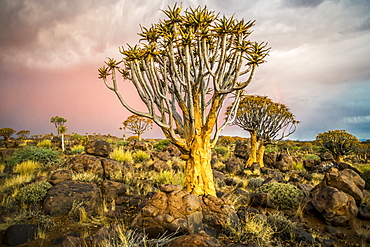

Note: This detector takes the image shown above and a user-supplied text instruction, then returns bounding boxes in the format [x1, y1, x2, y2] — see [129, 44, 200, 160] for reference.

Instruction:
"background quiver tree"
[226, 94, 299, 167]
[315, 129, 359, 162]
[50, 116, 67, 136]
[121, 115, 153, 141]
[0, 127, 16, 141]
[16, 130, 30, 140]
[98, 5, 270, 196]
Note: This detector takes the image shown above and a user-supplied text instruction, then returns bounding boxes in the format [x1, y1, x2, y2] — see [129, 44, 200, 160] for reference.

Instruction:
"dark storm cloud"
[283, 0, 325, 8]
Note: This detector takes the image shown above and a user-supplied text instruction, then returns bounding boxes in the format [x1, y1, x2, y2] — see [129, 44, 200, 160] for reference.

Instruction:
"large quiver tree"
[226, 95, 299, 167]
[98, 5, 270, 196]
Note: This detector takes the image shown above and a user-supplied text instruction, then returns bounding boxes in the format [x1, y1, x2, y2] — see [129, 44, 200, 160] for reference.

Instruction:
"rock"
[224, 157, 244, 174]
[49, 169, 72, 185]
[249, 193, 271, 207]
[101, 180, 129, 203]
[294, 228, 315, 245]
[357, 203, 370, 220]
[303, 159, 317, 171]
[43, 180, 102, 217]
[320, 152, 334, 162]
[2, 224, 37, 246]
[166, 232, 221, 247]
[263, 152, 278, 167]
[311, 186, 358, 226]
[323, 168, 365, 202]
[159, 184, 182, 193]
[151, 160, 171, 172]
[129, 139, 149, 151]
[275, 154, 293, 171]
[297, 183, 314, 197]
[101, 157, 131, 179]
[162, 144, 181, 157]
[247, 162, 260, 174]
[155, 151, 172, 161]
[66, 154, 104, 177]
[233, 141, 249, 160]
[323, 226, 346, 239]
[85, 140, 112, 157]
[225, 178, 237, 186]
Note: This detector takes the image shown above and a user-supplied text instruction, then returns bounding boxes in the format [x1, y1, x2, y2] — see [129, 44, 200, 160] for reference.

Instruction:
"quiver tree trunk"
[183, 133, 216, 196]
[246, 131, 258, 167]
[256, 144, 265, 167]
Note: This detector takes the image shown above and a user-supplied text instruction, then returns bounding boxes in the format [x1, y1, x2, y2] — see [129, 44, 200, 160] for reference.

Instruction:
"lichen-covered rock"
[318, 168, 365, 202]
[43, 180, 102, 217]
[65, 154, 104, 177]
[49, 169, 72, 185]
[85, 140, 112, 157]
[151, 160, 171, 172]
[311, 186, 358, 226]
[263, 152, 278, 167]
[275, 154, 293, 171]
[166, 232, 221, 247]
[100, 157, 129, 179]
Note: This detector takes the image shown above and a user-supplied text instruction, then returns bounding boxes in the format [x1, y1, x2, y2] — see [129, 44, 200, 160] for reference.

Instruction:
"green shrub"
[360, 170, 370, 190]
[213, 146, 229, 156]
[153, 139, 171, 151]
[71, 145, 84, 154]
[303, 154, 320, 161]
[117, 140, 128, 146]
[257, 182, 303, 209]
[265, 144, 278, 153]
[5, 146, 60, 167]
[37, 140, 52, 148]
[247, 178, 264, 190]
[132, 150, 150, 163]
[110, 148, 133, 163]
[16, 181, 52, 205]
[155, 170, 184, 186]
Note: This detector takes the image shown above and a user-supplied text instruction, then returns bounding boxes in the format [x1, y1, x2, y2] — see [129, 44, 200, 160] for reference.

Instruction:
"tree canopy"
[50, 116, 67, 135]
[121, 115, 153, 140]
[98, 5, 270, 195]
[226, 95, 299, 166]
[315, 129, 359, 162]
[0, 128, 16, 141]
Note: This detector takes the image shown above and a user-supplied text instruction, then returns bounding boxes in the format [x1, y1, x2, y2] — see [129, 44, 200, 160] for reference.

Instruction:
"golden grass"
[71, 171, 103, 184]
[0, 175, 33, 194]
[14, 160, 41, 176]
[0, 164, 5, 173]
[110, 148, 133, 163]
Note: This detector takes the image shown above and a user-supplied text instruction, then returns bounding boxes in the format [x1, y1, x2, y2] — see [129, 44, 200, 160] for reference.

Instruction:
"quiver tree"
[226, 95, 299, 167]
[16, 130, 31, 140]
[58, 125, 67, 152]
[98, 5, 270, 196]
[121, 115, 153, 141]
[50, 116, 67, 136]
[315, 129, 359, 162]
[0, 128, 16, 141]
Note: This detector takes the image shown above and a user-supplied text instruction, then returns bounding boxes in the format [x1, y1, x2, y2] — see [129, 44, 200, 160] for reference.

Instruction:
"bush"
[267, 212, 296, 241]
[153, 139, 171, 151]
[14, 160, 41, 176]
[257, 182, 303, 209]
[71, 145, 84, 154]
[132, 150, 150, 163]
[213, 146, 229, 156]
[155, 170, 184, 186]
[303, 154, 320, 161]
[16, 181, 52, 205]
[37, 140, 52, 148]
[110, 148, 133, 163]
[247, 178, 264, 190]
[117, 140, 128, 146]
[5, 146, 60, 167]
[360, 170, 370, 190]
[225, 213, 272, 245]
[265, 144, 279, 153]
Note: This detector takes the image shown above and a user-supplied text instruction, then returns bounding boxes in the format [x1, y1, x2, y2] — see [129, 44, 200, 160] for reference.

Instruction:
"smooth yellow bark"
[246, 131, 257, 167]
[256, 144, 265, 167]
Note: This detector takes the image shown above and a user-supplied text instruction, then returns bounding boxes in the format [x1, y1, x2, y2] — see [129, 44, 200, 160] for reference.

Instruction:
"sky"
[0, 0, 369, 141]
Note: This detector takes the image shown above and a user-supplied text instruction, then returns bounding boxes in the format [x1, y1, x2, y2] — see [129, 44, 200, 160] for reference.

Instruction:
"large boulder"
[2, 224, 37, 246]
[65, 154, 104, 178]
[43, 180, 102, 217]
[131, 185, 238, 238]
[233, 141, 249, 160]
[100, 157, 130, 179]
[224, 157, 244, 174]
[275, 154, 293, 171]
[49, 169, 72, 185]
[311, 186, 358, 226]
[263, 152, 278, 167]
[166, 232, 221, 247]
[85, 140, 112, 157]
[319, 168, 365, 202]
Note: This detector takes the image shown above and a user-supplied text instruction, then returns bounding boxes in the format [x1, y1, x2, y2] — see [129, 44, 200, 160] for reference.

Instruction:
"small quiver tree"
[98, 5, 270, 196]
[226, 95, 299, 167]
[121, 115, 153, 141]
[315, 129, 359, 162]
[16, 130, 31, 140]
[0, 128, 16, 141]
[50, 116, 67, 136]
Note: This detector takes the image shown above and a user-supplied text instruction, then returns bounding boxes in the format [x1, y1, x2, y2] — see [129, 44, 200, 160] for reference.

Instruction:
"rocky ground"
[0, 138, 369, 247]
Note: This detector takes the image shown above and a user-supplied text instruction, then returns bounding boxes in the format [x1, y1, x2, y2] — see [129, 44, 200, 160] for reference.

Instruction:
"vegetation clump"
[132, 150, 150, 163]
[257, 182, 303, 209]
[153, 139, 171, 151]
[110, 148, 133, 163]
[16, 181, 52, 205]
[5, 146, 60, 167]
